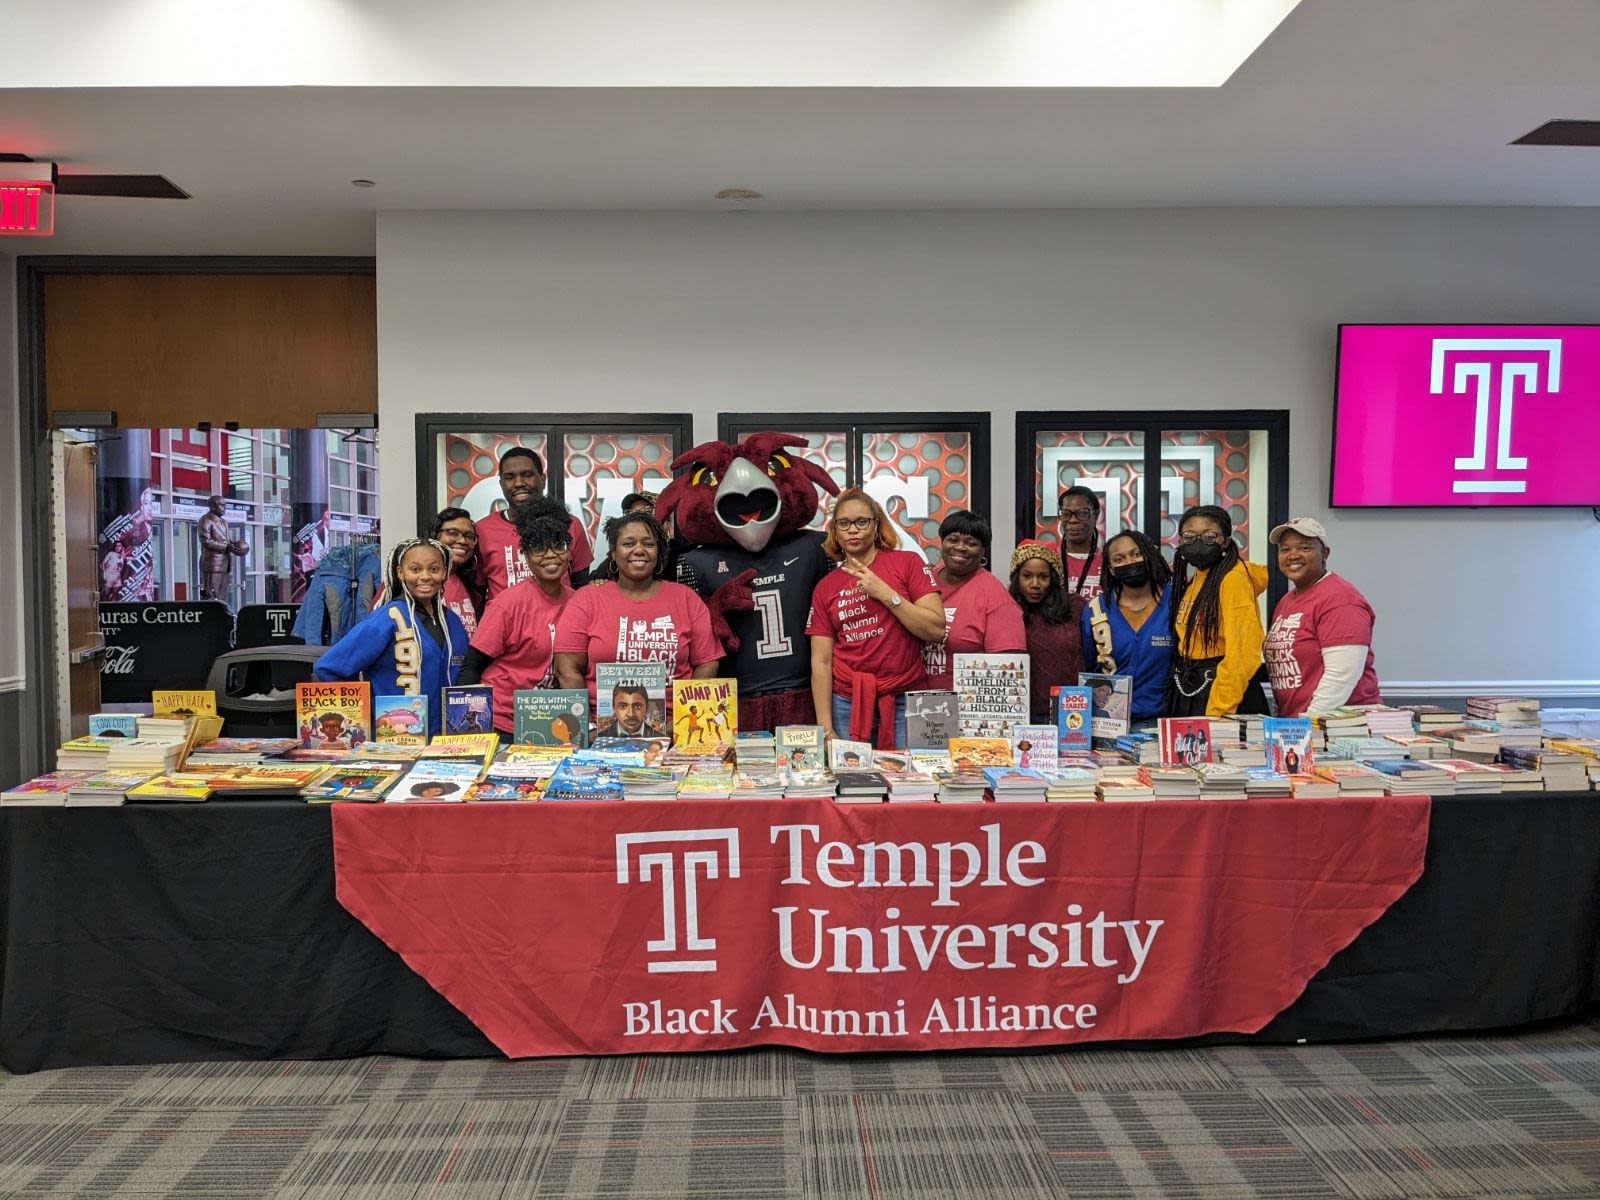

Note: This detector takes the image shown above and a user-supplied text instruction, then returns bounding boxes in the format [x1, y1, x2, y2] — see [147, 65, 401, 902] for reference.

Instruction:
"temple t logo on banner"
[615, 828, 741, 973]
[1430, 337, 1561, 495]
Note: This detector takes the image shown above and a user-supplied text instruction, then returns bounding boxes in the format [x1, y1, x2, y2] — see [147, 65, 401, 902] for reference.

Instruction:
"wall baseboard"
[0, 675, 24, 693]
[1383, 681, 1600, 701]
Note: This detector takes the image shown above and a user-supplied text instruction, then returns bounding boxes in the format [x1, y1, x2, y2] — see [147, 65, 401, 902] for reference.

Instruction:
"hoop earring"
[980, 557, 989, 567]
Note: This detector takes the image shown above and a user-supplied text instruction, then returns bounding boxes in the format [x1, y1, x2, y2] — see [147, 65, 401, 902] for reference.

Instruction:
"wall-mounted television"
[1331, 324, 1600, 507]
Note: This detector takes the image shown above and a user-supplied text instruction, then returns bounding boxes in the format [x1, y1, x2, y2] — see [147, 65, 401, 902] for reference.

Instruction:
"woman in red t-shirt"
[807, 488, 946, 749]
[922, 509, 1026, 690]
[1009, 541, 1084, 724]
[1264, 517, 1382, 716]
[456, 498, 575, 737]
[429, 507, 488, 635]
[553, 510, 722, 702]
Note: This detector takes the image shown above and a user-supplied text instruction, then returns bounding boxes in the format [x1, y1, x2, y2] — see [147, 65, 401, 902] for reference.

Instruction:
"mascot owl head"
[656, 432, 839, 553]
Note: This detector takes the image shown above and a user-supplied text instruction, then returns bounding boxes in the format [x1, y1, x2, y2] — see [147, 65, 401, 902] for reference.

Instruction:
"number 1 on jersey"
[752, 590, 792, 659]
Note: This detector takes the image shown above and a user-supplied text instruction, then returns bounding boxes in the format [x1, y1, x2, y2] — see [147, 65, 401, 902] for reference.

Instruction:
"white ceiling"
[1, 0, 1597, 255]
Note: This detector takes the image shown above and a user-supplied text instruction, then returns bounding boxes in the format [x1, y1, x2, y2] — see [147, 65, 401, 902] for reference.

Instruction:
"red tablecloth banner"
[332, 796, 1430, 1057]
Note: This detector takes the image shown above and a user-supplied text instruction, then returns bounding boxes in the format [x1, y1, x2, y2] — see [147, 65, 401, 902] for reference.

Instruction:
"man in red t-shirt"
[1264, 517, 1382, 717]
[475, 447, 594, 601]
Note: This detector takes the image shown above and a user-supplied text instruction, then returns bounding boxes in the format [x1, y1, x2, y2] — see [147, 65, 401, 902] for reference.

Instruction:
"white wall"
[377, 209, 1600, 692]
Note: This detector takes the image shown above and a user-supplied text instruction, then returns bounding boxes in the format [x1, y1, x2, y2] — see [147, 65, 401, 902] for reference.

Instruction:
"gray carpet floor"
[9, 1021, 1600, 1198]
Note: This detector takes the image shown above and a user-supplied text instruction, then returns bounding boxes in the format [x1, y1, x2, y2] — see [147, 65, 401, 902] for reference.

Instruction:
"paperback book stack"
[1322, 761, 1387, 797]
[1466, 696, 1541, 723]
[1289, 767, 1341, 799]
[1382, 734, 1447, 760]
[883, 771, 938, 803]
[1216, 741, 1268, 767]
[618, 766, 686, 801]
[678, 762, 737, 798]
[1434, 726, 1501, 762]
[1317, 709, 1374, 742]
[1242, 768, 1291, 799]
[65, 770, 156, 806]
[465, 761, 555, 801]
[1329, 737, 1410, 764]
[782, 768, 837, 800]
[1398, 705, 1462, 734]
[1147, 767, 1201, 799]
[56, 736, 117, 772]
[935, 770, 988, 804]
[106, 738, 186, 774]
[729, 767, 785, 799]
[1196, 762, 1250, 798]
[1429, 759, 1502, 795]
[834, 770, 889, 804]
[735, 730, 779, 771]
[984, 767, 1047, 802]
[1097, 773, 1155, 802]
[1367, 759, 1454, 796]
[1223, 713, 1264, 744]
[186, 737, 299, 766]
[301, 761, 405, 803]
[2, 773, 88, 805]
[1360, 706, 1417, 738]
[1549, 739, 1600, 787]
[1118, 732, 1161, 765]
[542, 759, 624, 801]
[1481, 762, 1544, 792]
[1039, 767, 1098, 801]
[1491, 721, 1545, 751]
[125, 774, 214, 802]
[1095, 754, 1145, 782]
[1503, 747, 1589, 791]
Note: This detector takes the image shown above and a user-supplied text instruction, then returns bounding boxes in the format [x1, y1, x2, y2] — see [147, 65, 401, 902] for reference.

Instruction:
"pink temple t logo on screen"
[615, 829, 741, 973]
[1431, 338, 1561, 495]
[1332, 325, 1600, 507]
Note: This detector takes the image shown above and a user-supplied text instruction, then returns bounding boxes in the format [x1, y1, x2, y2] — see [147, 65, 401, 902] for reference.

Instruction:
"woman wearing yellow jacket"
[1168, 505, 1270, 717]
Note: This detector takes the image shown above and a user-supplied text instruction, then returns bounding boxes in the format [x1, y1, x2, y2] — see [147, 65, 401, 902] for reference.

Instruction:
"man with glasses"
[1058, 485, 1104, 602]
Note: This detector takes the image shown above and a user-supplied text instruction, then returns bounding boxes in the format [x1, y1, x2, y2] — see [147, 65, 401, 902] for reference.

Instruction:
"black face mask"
[1111, 563, 1151, 589]
[1178, 541, 1225, 570]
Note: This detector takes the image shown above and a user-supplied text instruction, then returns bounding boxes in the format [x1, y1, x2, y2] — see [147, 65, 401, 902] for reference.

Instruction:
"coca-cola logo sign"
[98, 603, 235, 702]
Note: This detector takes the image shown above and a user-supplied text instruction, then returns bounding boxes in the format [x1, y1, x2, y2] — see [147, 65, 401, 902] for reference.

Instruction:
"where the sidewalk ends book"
[514, 689, 591, 747]
[443, 685, 494, 736]
[1080, 672, 1132, 745]
[595, 662, 669, 738]
[1158, 717, 1214, 766]
[152, 690, 218, 719]
[905, 690, 958, 750]
[295, 681, 370, 750]
[1056, 686, 1093, 754]
[373, 694, 428, 746]
[1263, 717, 1315, 775]
[953, 653, 1030, 738]
[671, 678, 738, 754]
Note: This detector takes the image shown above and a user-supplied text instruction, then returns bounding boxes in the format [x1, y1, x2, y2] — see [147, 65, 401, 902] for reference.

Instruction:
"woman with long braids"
[553, 510, 722, 703]
[1058, 484, 1105, 602]
[1168, 505, 1269, 717]
[1081, 529, 1175, 722]
[1008, 541, 1084, 724]
[313, 537, 468, 734]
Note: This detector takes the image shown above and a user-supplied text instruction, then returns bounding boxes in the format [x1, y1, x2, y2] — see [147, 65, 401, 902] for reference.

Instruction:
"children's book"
[295, 682, 370, 750]
[1157, 717, 1214, 766]
[776, 725, 825, 770]
[300, 761, 405, 803]
[1, 772, 89, 804]
[513, 689, 591, 747]
[386, 759, 482, 803]
[678, 762, 737, 798]
[372, 694, 429, 745]
[953, 653, 1030, 738]
[1079, 672, 1133, 745]
[88, 713, 139, 737]
[442, 685, 494, 736]
[151, 690, 218, 719]
[125, 774, 214, 801]
[1263, 716, 1315, 776]
[947, 737, 1014, 769]
[1056, 686, 1093, 754]
[671, 678, 738, 754]
[1010, 725, 1058, 770]
[907, 748, 954, 776]
[594, 662, 669, 738]
[543, 759, 625, 800]
[904, 690, 958, 750]
[464, 762, 552, 802]
[828, 739, 875, 770]
[421, 733, 500, 768]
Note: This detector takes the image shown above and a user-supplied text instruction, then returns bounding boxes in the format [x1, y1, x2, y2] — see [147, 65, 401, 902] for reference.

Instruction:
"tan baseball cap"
[1268, 517, 1330, 547]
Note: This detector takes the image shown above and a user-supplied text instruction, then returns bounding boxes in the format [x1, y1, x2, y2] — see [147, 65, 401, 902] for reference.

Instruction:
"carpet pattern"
[8, 1021, 1600, 1198]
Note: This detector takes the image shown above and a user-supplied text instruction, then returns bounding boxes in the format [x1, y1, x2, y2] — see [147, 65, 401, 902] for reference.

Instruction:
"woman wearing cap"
[1170, 505, 1269, 717]
[1264, 517, 1382, 716]
[1081, 530, 1175, 722]
[808, 488, 945, 749]
[1008, 541, 1084, 724]
[921, 510, 1026, 690]
[314, 538, 468, 734]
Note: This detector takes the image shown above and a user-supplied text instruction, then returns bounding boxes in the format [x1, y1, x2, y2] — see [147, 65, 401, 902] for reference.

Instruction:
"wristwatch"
[889, 593, 903, 608]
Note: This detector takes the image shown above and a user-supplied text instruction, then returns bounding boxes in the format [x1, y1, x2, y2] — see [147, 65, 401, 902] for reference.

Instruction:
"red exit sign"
[0, 182, 55, 236]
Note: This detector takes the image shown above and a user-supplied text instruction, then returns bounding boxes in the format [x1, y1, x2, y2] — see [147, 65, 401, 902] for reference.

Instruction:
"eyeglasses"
[834, 516, 877, 531]
[438, 529, 478, 542]
[528, 545, 570, 559]
[1060, 508, 1096, 522]
[1178, 531, 1226, 546]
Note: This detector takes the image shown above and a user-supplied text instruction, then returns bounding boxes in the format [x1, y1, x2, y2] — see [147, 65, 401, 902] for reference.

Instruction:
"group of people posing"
[314, 447, 1381, 748]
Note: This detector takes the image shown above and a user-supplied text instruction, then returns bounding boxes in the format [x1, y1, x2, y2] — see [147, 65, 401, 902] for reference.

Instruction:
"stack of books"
[1383, 734, 1447, 760]
[1466, 696, 1540, 723]
[301, 761, 405, 803]
[782, 767, 837, 799]
[935, 770, 988, 804]
[56, 736, 117, 772]
[2, 772, 89, 805]
[1289, 768, 1341, 799]
[1318, 710, 1374, 741]
[1216, 742, 1268, 767]
[1361, 706, 1418, 738]
[136, 713, 193, 742]
[834, 770, 889, 804]
[386, 759, 485, 803]
[1550, 739, 1600, 787]
[66, 769, 156, 806]
[466, 761, 559, 801]
[1322, 760, 1387, 797]
[201, 763, 331, 795]
[728, 768, 785, 799]
[883, 771, 938, 803]
[1196, 763, 1249, 798]
[1243, 768, 1292, 798]
[1367, 759, 1454, 796]
[1329, 736, 1409, 763]
[186, 737, 299, 766]
[735, 730, 779, 772]
[1482, 762, 1544, 792]
[1502, 747, 1589, 791]
[126, 774, 215, 802]
[1429, 759, 1502, 794]
[1038, 767, 1098, 801]
[983, 767, 1047, 802]
[1098, 774, 1155, 802]
[1147, 767, 1201, 799]
[677, 762, 737, 798]
[106, 738, 185, 774]
[1225, 713, 1266, 744]
[1398, 704, 1462, 734]
[1431, 725, 1501, 762]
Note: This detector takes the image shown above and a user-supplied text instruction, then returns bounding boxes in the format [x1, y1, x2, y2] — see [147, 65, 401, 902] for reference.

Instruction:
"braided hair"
[381, 537, 457, 669]
[1059, 485, 1101, 597]
[1170, 504, 1239, 658]
[1098, 529, 1172, 600]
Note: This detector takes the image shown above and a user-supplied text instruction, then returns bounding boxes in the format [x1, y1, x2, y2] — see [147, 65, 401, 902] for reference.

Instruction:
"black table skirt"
[3, 794, 1598, 1072]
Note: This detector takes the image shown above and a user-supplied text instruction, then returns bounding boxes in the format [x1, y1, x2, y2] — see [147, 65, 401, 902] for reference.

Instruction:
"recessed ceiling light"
[714, 187, 763, 202]
[351, 179, 376, 188]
